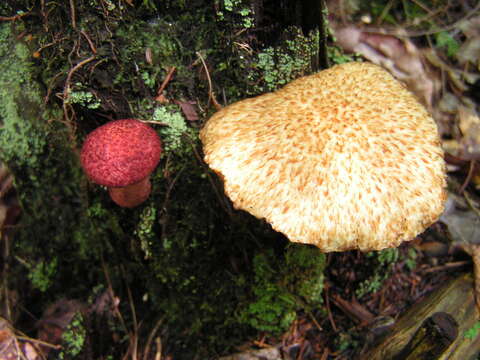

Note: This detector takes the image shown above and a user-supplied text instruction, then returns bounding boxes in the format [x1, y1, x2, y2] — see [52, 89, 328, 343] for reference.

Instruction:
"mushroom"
[200, 62, 446, 251]
[81, 119, 162, 208]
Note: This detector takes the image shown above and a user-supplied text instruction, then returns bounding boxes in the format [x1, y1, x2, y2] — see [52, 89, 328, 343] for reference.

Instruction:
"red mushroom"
[80, 119, 162, 208]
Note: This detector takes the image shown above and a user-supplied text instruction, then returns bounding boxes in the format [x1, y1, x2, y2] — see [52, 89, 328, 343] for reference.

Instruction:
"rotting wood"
[361, 272, 480, 360]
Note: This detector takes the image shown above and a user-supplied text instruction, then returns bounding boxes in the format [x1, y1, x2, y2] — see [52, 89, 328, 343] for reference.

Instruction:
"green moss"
[0, 22, 108, 299]
[59, 312, 86, 359]
[28, 257, 58, 292]
[465, 321, 480, 340]
[134, 203, 157, 259]
[238, 244, 326, 333]
[356, 248, 399, 298]
[245, 27, 319, 95]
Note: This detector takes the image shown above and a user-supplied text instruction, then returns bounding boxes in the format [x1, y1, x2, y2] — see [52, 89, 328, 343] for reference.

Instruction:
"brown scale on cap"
[200, 62, 447, 252]
[81, 119, 162, 208]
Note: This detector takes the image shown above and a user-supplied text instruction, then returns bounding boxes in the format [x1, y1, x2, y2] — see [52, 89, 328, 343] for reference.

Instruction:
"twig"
[69, 0, 77, 29]
[80, 30, 97, 54]
[420, 260, 470, 273]
[101, 258, 129, 334]
[155, 67, 176, 101]
[16, 335, 61, 350]
[0, 11, 30, 21]
[159, 163, 185, 240]
[62, 56, 96, 143]
[406, 1, 480, 37]
[154, 337, 162, 360]
[189, 138, 233, 217]
[464, 190, 480, 219]
[142, 317, 165, 360]
[122, 266, 138, 360]
[459, 159, 476, 194]
[324, 284, 337, 332]
[196, 52, 222, 111]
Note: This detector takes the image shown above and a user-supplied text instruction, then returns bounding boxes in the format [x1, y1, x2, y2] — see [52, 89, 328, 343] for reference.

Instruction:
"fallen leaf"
[458, 106, 480, 158]
[174, 100, 199, 122]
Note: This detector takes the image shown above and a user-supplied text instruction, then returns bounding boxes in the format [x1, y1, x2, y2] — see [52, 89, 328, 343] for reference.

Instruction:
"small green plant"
[465, 321, 480, 340]
[66, 83, 101, 109]
[335, 331, 359, 352]
[238, 244, 326, 333]
[28, 257, 58, 292]
[59, 312, 86, 359]
[435, 31, 460, 57]
[404, 247, 418, 271]
[216, 0, 254, 28]
[356, 248, 399, 298]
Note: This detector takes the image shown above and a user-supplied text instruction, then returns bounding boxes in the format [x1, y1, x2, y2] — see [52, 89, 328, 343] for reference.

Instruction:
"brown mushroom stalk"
[200, 62, 447, 252]
[108, 177, 152, 208]
[81, 119, 162, 208]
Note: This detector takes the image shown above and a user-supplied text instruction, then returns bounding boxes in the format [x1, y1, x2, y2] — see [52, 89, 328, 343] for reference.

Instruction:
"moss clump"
[59, 312, 86, 359]
[355, 248, 400, 298]
[0, 22, 111, 307]
[238, 244, 326, 333]
[245, 27, 319, 95]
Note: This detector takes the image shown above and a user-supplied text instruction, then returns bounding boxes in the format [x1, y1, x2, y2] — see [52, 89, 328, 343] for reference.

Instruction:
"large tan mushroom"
[200, 62, 446, 252]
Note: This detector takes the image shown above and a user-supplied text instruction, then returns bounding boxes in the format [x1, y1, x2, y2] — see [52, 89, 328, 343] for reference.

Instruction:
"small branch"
[62, 56, 96, 143]
[0, 11, 30, 21]
[459, 160, 476, 194]
[196, 51, 222, 111]
[69, 0, 77, 29]
[155, 66, 176, 102]
[80, 30, 97, 54]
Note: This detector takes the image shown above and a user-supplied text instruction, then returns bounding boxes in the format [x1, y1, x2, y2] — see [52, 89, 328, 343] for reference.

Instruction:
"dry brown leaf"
[174, 99, 199, 122]
[458, 106, 480, 158]
[0, 318, 41, 360]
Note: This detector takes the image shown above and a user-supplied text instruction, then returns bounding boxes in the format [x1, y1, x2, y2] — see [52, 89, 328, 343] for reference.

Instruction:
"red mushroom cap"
[81, 119, 162, 187]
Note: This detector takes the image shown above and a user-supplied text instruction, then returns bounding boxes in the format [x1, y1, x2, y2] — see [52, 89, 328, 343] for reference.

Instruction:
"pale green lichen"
[65, 83, 101, 109]
[246, 27, 319, 94]
[152, 105, 189, 152]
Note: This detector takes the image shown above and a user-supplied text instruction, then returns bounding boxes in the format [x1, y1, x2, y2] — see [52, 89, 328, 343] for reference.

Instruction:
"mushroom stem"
[108, 177, 152, 208]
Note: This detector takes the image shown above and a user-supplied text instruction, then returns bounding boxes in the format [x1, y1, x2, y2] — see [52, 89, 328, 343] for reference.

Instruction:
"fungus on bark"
[81, 119, 162, 208]
[200, 62, 446, 251]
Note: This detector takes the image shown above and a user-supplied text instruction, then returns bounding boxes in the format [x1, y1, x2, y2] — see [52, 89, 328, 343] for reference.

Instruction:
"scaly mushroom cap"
[200, 62, 446, 252]
[81, 119, 162, 187]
